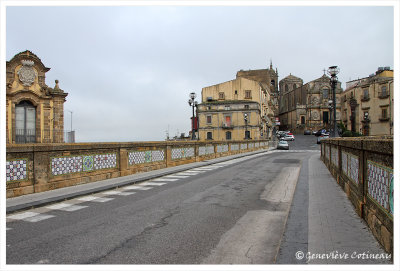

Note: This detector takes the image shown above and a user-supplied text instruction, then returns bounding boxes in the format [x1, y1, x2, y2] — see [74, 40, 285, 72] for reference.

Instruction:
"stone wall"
[320, 136, 393, 254]
[6, 140, 274, 198]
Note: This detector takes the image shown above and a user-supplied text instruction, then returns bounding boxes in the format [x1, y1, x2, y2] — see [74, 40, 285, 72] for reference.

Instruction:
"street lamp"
[328, 99, 333, 134]
[188, 92, 198, 140]
[244, 113, 248, 139]
[328, 66, 340, 137]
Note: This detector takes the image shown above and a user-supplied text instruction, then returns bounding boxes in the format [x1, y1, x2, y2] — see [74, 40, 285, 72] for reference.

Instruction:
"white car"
[277, 140, 289, 150]
[283, 134, 295, 141]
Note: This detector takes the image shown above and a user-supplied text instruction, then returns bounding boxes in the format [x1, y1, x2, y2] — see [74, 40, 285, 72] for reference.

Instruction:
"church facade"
[6, 50, 68, 144]
[278, 73, 342, 133]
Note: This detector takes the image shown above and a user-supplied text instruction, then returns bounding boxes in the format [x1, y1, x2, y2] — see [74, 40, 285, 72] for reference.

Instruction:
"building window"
[244, 104, 249, 109]
[207, 115, 212, 124]
[225, 105, 230, 110]
[380, 86, 388, 98]
[15, 100, 36, 143]
[245, 90, 252, 99]
[381, 107, 388, 120]
[322, 89, 329, 99]
[285, 84, 289, 92]
[301, 116, 305, 125]
[226, 131, 232, 140]
[235, 90, 238, 95]
[362, 88, 369, 100]
[207, 132, 213, 140]
[219, 92, 225, 100]
[225, 115, 231, 126]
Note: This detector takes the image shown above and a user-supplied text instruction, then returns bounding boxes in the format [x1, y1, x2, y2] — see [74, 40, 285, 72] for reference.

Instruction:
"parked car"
[283, 134, 295, 141]
[277, 140, 289, 150]
[304, 130, 312, 135]
[314, 129, 327, 137]
[317, 134, 329, 144]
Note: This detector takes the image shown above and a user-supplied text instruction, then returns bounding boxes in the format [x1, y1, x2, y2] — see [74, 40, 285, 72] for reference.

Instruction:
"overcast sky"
[5, 3, 395, 142]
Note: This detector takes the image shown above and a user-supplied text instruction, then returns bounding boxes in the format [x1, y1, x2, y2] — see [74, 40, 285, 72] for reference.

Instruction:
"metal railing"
[14, 129, 75, 144]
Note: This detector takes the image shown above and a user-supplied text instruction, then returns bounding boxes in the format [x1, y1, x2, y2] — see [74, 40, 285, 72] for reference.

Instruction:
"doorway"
[15, 101, 36, 143]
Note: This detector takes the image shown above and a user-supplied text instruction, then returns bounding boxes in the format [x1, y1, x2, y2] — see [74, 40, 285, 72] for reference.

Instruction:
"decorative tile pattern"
[129, 150, 165, 165]
[342, 151, 359, 184]
[248, 143, 255, 149]
[94, 154, 117, 170]
[367, 160, 393, 215]
[255, 142, 260, 148]
[231, 144, 239, 151]
[199, 146, 214, 156]
[349, 154, 359, 183]
[342, 151, 348, 175]
[240, 143, 247, 150]
[171, 147, 195, 160]
[6, 159, 28, 181]
[83, 156, 94, 171]
[151, 150, 165, 162]
[51, 156, 82, 176]
[217, 144, 228, 153]
[331, 147, 338, 167]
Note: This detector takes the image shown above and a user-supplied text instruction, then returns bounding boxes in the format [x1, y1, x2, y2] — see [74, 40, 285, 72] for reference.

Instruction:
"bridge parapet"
[6, 140, 276, 198]
[321, 136, 393, 254]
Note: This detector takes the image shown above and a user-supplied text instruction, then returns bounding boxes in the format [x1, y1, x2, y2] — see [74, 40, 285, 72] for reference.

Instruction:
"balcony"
[378, 92, 390, 99]
[221, 122, 234, 129]
[14, 129, 75, 144]
[361, 95, 370, 102]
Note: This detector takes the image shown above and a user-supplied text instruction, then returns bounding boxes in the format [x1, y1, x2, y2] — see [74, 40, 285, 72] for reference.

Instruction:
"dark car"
[314, 129, 327, 137]
[304, 130, 312, 135]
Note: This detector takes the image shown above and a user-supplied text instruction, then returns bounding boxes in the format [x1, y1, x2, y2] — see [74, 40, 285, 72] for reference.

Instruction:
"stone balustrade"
[320, 136, 393, 254]
[6, 140, 275, 198]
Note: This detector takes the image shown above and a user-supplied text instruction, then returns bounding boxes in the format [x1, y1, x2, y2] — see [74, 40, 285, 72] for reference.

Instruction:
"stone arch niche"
[6, 50, 68, 144]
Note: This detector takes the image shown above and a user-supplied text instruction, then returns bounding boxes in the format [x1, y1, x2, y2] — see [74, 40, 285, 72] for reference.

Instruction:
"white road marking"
[77, 196, 114, 202]
[164, 175, 188, 178]
[138, 182, 167, 186]
[152, 178, 179, 182]
[62, 205, 88, 211]
[46, 203, 74, 210]
[24, 214, 55, 222]
[174, 172, 198, 176]
[7, 211, 39, 220]
[122, 185, 153, 190]
[102, 191, 123, 195]
[118, 192, 136, 196]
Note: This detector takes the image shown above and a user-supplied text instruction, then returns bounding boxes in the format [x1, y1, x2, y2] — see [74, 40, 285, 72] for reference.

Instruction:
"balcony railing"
[221, 122, 234, 129]
[14, 129, 75, 144]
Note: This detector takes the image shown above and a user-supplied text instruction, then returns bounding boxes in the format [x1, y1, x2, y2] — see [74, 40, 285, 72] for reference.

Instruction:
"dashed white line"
[7, 211, 39, 220]
[138, 182, 167, 186]
[152, 178, 179, 182]
[77, 196, 114, 203]
[122, 185, 153, 190]
[23, 214, 55, 222]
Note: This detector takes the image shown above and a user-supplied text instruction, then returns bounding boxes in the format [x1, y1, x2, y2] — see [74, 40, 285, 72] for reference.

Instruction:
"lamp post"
[188, 92, 198, 140]
[328, 66, 340, 137]
[328, 99, 333, 134]
[244, 113, 248, 139]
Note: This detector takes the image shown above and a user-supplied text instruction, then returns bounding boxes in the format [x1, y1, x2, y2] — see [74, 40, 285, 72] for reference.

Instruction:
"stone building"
[278, 73, 342, 133]
[197, 73, 276, 141]
[340, 67, 393, 136]
[6, 50, 68, 144]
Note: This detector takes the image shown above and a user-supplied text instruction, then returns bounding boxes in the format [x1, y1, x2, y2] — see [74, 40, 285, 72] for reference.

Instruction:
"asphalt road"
[6, 149, 315, 264]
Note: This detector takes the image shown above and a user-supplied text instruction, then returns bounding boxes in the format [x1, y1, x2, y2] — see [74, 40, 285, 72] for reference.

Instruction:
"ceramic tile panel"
[171, 147, 195, 160]
[331, 146, 338, 167]
[231, 144, 239, 151]
[51, 156, 82, 176]
[217, 144, 228, 153]
[367, 160, 393, 215]
[6, 159, 28, 181]
[240, 143, 247, 150]
[93, 153, 117, 170]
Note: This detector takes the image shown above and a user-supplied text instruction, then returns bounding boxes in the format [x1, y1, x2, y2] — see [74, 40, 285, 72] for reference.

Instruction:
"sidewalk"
[306, 153, 391, 264]
[6, 147, 275, 214]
